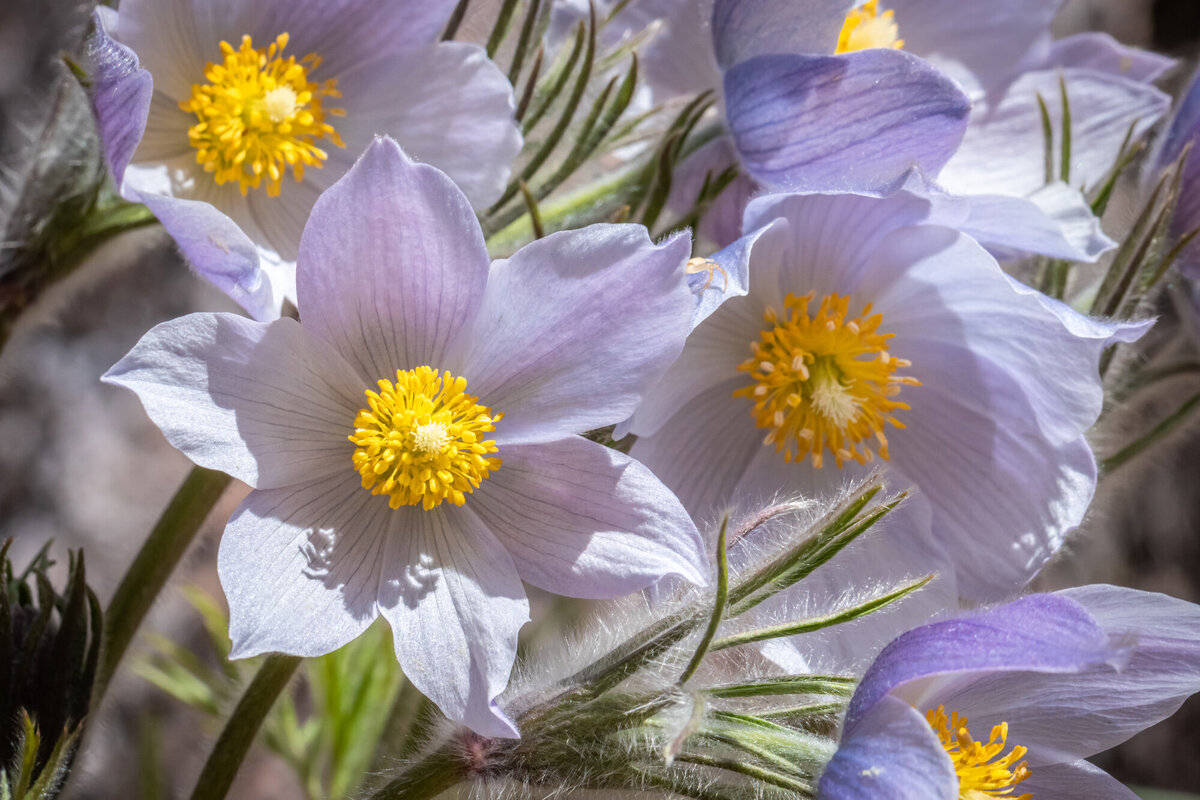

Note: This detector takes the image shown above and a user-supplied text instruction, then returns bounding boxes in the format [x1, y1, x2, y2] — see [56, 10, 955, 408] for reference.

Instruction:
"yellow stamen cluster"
[926, 706, 1032, 800]
[836, 0, 904, 53]
[179, 33, 345, 196]
[734, 292, 918, 468]
[349, 367, 502, 511]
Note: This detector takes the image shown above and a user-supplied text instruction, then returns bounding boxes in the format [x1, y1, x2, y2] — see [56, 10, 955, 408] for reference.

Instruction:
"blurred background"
[1, 0, 1199, 797]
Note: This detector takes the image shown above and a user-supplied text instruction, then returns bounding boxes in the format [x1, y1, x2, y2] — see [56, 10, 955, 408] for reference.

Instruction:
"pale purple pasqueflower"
[649, 0, 1169, 262]
[88, 0, 522, 320]
[818, 585, 1200, 800]
[629, 0, 971, 247]
[102, 137, 707, 737]
[627, 188, 1150, 602]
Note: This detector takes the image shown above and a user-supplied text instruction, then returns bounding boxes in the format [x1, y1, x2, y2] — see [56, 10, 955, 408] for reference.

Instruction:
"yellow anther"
[926, 705, 1033, 800]
[733, 292, 917, 468]
[836, 1, 904, 53]
[349, 367, 502, 511]
[179, 33, 345, 196]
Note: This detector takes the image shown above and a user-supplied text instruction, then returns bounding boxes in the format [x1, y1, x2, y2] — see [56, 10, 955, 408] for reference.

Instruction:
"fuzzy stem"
[188, 654, 302, 800]
[95, 466, 232, 703]
[368, 745, 466, 800]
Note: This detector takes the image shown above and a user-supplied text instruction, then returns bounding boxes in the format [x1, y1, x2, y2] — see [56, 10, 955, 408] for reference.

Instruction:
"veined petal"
[378, 504, 528, 738]
[453, 225, 692, 444]
[220, 471, 388, 658]
[723, 50, 969, 195]
[334, 42, 521, 209]
[818, 695, 958, 800]
[629, 377, 763, 520]
[712, 0, 852, 67]
[948, 181, 1115, 263]
[129, 190, 276, 322]
[472, 436, 706, 596]
[931, 585, 1200, 765]
[88, 7, 153, 188]
[1023, 32, 1175, 85]
[940, 68, 1170, 198]
[297, 137, 490, 383]
[885, 0, 1061, 96]
[846, 593, 1121, 734]
[621, 225, 764, 441]
[1016, 761, 1141, 800]
[102, 313, 364, 489]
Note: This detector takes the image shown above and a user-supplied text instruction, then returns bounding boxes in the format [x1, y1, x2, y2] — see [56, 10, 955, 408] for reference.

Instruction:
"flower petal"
[1024, 32, 1175, 85]
[296, 137, 490, 383]
[220, 471, 388, 658]
[472, 436, 706, 597]
[845, 593, 1121, 734]
[629, 377, 763, 521]
[334, 42, 521, 209]
[818, 695, 957, 800]
[723, 50, 969, 195]
[1017, 761, 1140, 800]
[886, 0, 1059, 96]
[711, 0, 851, 67]
[103, 312, 364, 490]
[931, 585, 1200, 765]
[621, 226, 764, 440]
[939, 68, 1170, 198]
[130, 190, 276, 321]
[378, 504, 528, 738]
[452, 225, 692, 444]
[88, 8, 153, 187]
[947, 181, 1115, 263]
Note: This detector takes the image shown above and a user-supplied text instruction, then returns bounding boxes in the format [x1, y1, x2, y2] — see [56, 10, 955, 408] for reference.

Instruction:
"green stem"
[188, 654, 302, 800]
[95, 466, 232, 703]
[368, 745, 466, 800]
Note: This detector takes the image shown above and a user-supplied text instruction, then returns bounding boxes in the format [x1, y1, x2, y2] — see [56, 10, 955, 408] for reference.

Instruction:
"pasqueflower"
[104, 138, 706, 736]
[818, 586, 1200, 800]
[649, 0, 1169, 261]
[627, 188, 1149, 601]
[88, 0, 522, 319]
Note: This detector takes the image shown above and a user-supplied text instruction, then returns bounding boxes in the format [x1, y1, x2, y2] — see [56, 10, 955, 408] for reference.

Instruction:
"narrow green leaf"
[508, 0, 543, 83]
[1090, 123, 1142, 217]
[711, 575, 934, 651]
[1090, 169, 1171, 318]
[514, 44, 544, 124]
[519, 181, 546, 238]
[672, 752, 811, 793]
[440, 0, 471, 41]
[705, 675, 856, 699]
[1036, 92, 1054, 186]
[1059, 75, 1072, 184]
[522, 20, 585, 133]
[486, 0, 522, 59]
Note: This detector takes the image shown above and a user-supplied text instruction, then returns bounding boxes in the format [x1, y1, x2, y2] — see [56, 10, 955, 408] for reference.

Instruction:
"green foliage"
[135, 590, 403, 800]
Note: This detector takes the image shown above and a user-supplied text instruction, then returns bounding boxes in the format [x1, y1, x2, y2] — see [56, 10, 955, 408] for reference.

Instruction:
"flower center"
[836, 1, 904, 53]
[179, 33, 345, 197]
[733, 292, 917, 469]
[926, 706, 1032, 800]
[349, 367, 502, 511]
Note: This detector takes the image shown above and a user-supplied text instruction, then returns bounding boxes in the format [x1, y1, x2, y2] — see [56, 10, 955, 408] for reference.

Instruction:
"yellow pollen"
[734, 292, 917, 468]
[349, 367, 502, 511]
[926, 706, 1033, 800]
[836, 0, 905, 53]
[179, 33, 345, 197]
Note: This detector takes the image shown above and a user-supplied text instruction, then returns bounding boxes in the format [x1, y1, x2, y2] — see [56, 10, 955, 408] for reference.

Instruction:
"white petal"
[220, 471, 389, 658]
[103, 313, 364, 489]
